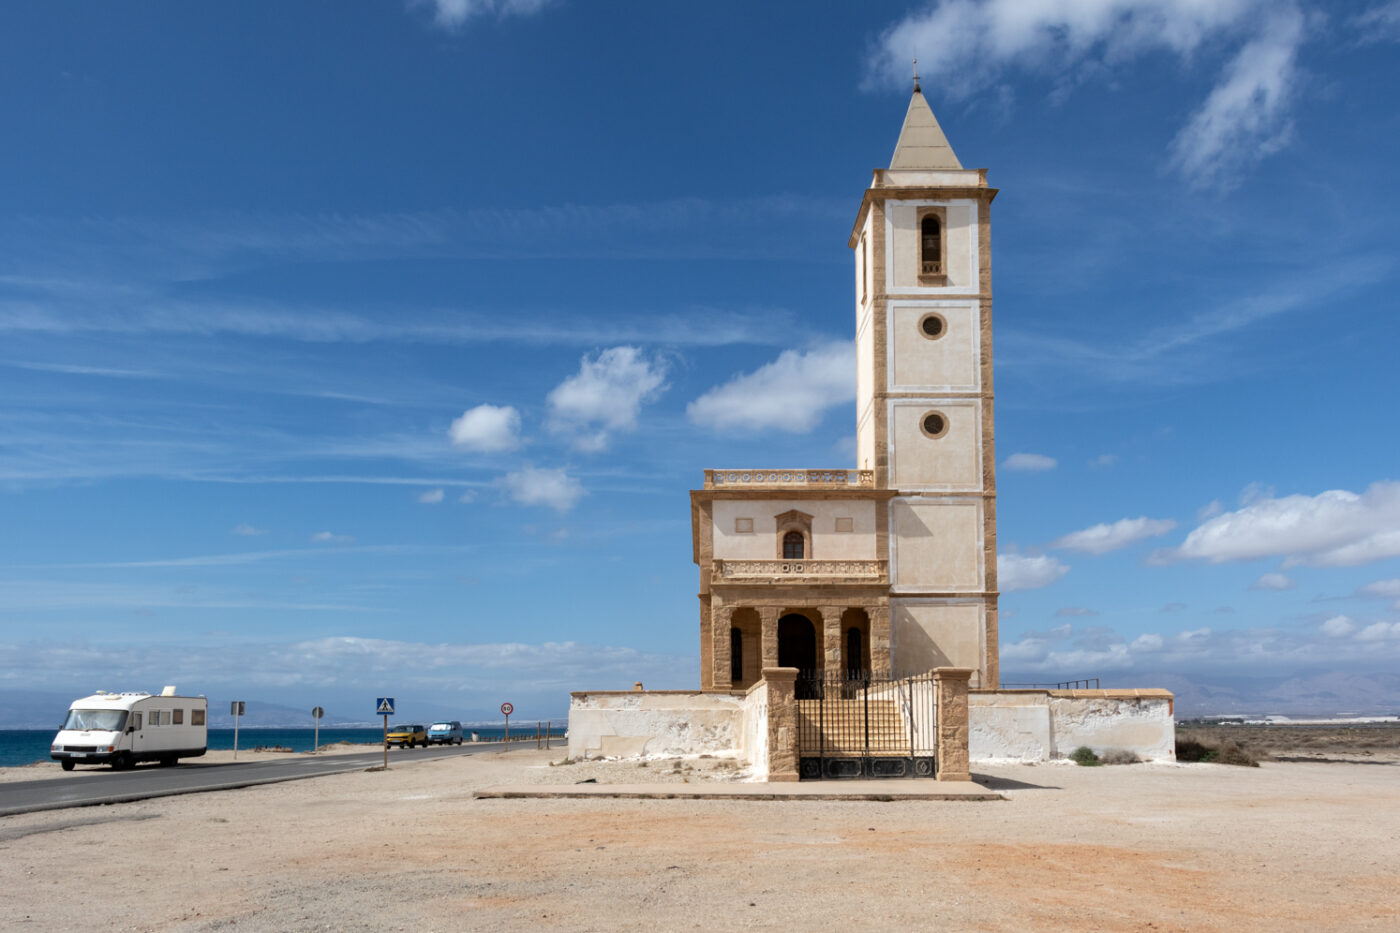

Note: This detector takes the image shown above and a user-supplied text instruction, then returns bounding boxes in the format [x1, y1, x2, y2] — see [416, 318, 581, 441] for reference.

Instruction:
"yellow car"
[385, 724, 428, 748]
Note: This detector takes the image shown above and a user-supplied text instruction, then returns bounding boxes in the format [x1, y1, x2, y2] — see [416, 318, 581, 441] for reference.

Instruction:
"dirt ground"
[2, 747, 1398, 932]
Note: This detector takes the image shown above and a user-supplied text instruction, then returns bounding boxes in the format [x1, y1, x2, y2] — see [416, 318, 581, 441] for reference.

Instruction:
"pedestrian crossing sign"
[376, 697, 395, 715]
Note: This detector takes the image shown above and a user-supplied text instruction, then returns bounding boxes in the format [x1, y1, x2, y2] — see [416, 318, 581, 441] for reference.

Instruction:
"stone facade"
[691, 87, 999, 691]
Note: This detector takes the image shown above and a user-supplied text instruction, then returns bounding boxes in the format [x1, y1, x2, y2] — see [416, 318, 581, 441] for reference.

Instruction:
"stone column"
[762, 667, 799, 782]
[712, 605, 732, 690]
[934, 667, 973, 782]
[820, 606, 843, 673]
[869, 603, 892, 673]
[759, 606, 780, 670]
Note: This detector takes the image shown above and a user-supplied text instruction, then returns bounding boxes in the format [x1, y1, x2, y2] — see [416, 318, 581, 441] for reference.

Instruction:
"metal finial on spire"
[912, 54, 921, 93]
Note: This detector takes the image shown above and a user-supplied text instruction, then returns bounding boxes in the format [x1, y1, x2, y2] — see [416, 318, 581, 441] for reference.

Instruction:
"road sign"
[500, 702, 513, 716]
[312, 706, 324, 719]
[376, 697, 395, 715]
[230, 701, 245, 715]
[230, 701, 245, 760]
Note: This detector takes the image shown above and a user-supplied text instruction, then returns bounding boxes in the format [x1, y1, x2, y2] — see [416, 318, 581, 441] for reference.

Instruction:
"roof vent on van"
[95, 690, 107, 695]
[160, 685, 177, 696]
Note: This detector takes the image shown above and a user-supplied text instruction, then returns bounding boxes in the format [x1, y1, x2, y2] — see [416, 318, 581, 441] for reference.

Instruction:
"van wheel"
[60, 760, 75, 771]
[113, 753, 134, 771]
[160, 756, 178, 767]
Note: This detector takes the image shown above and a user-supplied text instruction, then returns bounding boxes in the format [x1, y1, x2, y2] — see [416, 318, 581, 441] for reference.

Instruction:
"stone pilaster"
[934, 667, 972, 782]
[869, 604, 892, 673]
[759, 606, 780, 669]
[712, 604, 732, 690]
[763, 667, 799, 782]
[820, 606, 843, 672]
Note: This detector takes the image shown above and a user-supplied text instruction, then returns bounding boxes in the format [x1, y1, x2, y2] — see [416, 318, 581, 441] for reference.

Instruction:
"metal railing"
[1001, 678, 1101, 690]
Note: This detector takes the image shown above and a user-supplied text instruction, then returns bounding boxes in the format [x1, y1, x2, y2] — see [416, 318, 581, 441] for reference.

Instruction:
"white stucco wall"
[889, 497, 985, 591]
[742, 682, 769, 781]
[888, 398, 983, 491]
[970, 692, 1176, 762]
[567, 692, 746, 760]
[886, 200, 978, 293]
[891, 599, 985, 679]
[712, 499, 878, 561]
[888, 300, 980, 393]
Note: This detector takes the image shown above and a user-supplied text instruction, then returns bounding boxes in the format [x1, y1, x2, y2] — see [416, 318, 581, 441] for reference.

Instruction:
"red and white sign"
[500, 702, 514, 716]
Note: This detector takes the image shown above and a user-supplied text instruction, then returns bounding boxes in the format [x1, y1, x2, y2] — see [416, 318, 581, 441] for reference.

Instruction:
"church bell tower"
[848, 79, 1000, 686]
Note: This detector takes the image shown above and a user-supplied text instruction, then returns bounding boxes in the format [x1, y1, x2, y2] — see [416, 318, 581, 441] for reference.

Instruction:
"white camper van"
[50, 687, 208, 771]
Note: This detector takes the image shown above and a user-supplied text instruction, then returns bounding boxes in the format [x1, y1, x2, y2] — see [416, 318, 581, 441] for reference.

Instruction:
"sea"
[0, 726, 561, 769]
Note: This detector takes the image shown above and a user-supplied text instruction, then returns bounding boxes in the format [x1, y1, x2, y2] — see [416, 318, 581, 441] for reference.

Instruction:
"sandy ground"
[2, 750, 1397, 932]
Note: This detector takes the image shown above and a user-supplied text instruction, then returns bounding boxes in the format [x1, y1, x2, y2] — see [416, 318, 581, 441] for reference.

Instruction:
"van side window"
[191, 709, 205, 726]
[173, 708, 184, 725]
[131, 713, 142, 730]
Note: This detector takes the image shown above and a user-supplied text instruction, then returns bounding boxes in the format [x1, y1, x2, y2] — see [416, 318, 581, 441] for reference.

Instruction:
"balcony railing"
[712, 559, 888, 584]
[704, 469, 874, 489]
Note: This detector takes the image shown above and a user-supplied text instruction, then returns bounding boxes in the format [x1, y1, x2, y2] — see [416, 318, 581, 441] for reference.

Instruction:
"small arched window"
[783, 531, 805, 560]
[730, 627, 743, 683]
[921, 215, 942, 275]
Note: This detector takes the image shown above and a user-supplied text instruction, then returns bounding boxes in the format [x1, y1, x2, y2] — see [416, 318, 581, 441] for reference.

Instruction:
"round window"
[919, 313, 947, 340]
[920, 411, 948, 438]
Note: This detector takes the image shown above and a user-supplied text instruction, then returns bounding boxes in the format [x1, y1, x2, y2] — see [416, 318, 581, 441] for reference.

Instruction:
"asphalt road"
[0, 742, 536, 817]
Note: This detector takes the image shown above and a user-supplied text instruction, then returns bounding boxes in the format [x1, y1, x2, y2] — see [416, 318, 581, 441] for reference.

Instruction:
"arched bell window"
[921, 216, 941, 274]
[918, 207, 948, 285]
[783, 531, 805, 560]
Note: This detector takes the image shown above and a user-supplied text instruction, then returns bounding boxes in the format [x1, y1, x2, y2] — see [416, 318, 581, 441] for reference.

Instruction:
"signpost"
[501, 702, 513, 746]
[311, 706, 324, 753]
[230, 701, 245, 759]
[376, 697, 395, 769]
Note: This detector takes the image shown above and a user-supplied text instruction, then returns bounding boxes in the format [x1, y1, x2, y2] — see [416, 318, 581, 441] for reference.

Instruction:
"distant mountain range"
[1018, 670, 1400, 718]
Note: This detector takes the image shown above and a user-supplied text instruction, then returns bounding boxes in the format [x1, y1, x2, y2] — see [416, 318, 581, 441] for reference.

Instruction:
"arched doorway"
[779, 613, 819, 700]
[778, 613, 817, 673]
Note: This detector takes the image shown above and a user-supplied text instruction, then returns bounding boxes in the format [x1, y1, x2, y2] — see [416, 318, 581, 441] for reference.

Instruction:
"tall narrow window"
[783, 531, 805, 560]
[730, 628, 743, 682]
[921, 216, 942, 275]
[846, 626, 864, 676]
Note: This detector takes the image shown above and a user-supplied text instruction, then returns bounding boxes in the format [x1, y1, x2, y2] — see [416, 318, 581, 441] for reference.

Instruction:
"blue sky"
[2, 1, 1398, 721]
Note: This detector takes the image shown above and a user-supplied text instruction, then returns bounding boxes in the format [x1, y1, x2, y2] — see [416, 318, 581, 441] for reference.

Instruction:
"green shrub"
[1069, 746, 1101, 766]
[1176, 736, 1259, 767]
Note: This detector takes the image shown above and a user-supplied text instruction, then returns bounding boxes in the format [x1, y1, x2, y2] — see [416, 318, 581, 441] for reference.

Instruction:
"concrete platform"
[474, 781, 1005, 801]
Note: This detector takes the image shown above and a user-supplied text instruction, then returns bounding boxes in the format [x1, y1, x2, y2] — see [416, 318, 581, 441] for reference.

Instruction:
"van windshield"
[429, 723, 452, 731]
[62, 709, 127, 732]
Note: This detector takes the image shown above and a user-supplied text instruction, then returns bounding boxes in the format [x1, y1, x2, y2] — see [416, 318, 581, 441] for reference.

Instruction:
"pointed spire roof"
[889, 88, 962, 171]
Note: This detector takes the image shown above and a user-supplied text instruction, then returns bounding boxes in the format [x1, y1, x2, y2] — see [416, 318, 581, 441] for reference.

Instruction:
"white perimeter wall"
[568, 691, 748, 761]
[970, 692, 1175, 762]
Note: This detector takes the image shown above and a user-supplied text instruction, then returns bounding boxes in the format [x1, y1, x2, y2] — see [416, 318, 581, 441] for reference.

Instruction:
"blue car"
[426, 721, 463, 745]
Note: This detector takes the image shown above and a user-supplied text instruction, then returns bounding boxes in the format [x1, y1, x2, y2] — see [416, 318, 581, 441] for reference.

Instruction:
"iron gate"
[796, 670, 937, 779]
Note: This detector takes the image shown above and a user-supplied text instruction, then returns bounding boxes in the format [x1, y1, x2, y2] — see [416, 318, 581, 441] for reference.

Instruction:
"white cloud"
[1321, 615, 1356, 638]
[1090, 454, 1117, 469]
[687, 342, 854, 433]
[1351, 2, 1400, 43]
[457, 490, 478, 504]
[1250, 572, 1296, 591]
[418, 488, 445, 504]
[1198, 500, 1224, 522]
[1003, 452, 1057, 472]
[1168, 8, 1304, 189]
[310, 531, 354, 544]
[1174, 481, 1400, 567]
[1052, 516, 1177, 555]
[546, 347, 668, 452]
[1359, 579, 1400, 599]
[449, 404, 521, 453]
[1357, 622, 1400, 641]
[998, 553, 1069, 591]
[1131, 633, 1164, 651]
[867, 0, 1304, 187]
[501, 466, 583, 512]
[231, 523, 266, 536]
[1055, 607, 1098, 618]
[412, 0, 556, 32]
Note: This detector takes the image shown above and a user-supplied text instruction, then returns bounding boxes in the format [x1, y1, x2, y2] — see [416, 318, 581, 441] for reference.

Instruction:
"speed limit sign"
[500, 702, 513, 716]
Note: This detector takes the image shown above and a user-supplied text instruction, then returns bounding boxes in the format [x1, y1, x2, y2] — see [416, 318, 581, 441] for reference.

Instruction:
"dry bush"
[1069, 746, 1101, 766]
[1100, 748, 1141, 765]
[1176, 734, 1260, 767]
